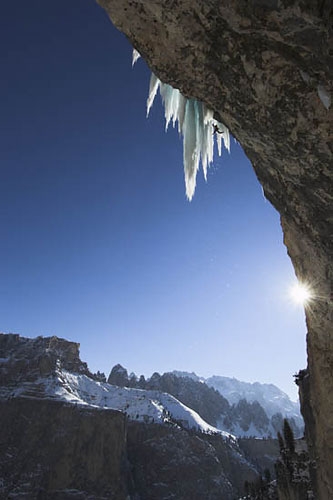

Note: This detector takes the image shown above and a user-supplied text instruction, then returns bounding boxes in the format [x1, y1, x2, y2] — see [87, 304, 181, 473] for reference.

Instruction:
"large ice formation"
[133, 50, 230, 200]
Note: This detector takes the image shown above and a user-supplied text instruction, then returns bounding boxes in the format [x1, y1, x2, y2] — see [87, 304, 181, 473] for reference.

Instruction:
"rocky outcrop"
[107, 363, 130, 387]
[0, 334, 130, 499]
[96, 1, 333, 497]
[0, 333, 91, 385]
[230, 398, 270, 433]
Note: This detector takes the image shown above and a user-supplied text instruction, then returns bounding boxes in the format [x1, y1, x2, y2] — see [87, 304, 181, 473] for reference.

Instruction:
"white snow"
[206, 375, 301, 419]
[217, 419, 272, 439]
[8, 367, 233, 439]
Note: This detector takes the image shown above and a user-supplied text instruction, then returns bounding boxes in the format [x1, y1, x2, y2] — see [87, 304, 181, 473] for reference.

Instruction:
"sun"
[290, 282, 312, 306]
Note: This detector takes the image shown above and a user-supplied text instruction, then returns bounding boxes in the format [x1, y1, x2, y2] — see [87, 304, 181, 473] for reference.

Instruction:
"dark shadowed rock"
[0, 399, 128, 500]
[107, 363, 129, 387]
[0, 333, 91, 392]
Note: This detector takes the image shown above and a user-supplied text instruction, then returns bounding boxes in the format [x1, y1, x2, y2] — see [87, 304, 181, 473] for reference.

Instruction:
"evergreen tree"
[283, 418, 295, 454]
[277, 431, 285, 453]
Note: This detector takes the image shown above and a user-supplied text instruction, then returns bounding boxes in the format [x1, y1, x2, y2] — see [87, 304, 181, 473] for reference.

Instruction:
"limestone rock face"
[96, 1, 333, 498]
[0, 334, 130, 499]
[0, 333, 91, 384]
[0, 398, 128, 499]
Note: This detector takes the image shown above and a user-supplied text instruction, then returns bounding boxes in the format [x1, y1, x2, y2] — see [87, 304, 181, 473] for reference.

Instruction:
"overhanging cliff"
[96, 1, 333, 498]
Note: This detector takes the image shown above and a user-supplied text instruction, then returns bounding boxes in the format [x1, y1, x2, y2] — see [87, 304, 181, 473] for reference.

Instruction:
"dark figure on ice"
[212, 124, 223, 135]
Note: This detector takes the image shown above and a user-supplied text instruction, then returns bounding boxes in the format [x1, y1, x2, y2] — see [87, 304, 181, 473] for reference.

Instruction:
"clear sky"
[1, 0, 307, 400]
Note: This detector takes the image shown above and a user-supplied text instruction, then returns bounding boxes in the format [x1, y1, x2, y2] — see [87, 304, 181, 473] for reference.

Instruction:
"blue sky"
[1, 0, 307, 400]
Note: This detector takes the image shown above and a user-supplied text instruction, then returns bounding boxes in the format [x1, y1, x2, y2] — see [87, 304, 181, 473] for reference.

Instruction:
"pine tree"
[283, 418, 295, 454]
[277, 431, 285, 453]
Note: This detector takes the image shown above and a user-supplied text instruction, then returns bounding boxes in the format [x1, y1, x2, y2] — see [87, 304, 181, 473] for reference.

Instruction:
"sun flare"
[290, 282, 312, 306]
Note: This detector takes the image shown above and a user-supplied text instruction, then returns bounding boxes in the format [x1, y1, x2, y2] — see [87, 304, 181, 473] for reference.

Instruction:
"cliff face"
[0, 334, 129, 499]
[0, 333, 91, 386]
[0, 399, 128, 500]
[96, 2, 333, 498]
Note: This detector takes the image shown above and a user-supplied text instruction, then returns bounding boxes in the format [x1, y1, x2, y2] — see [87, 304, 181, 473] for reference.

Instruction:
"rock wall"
[0, 397, 259, 500]
[96, 1, 333, 498]
[0, 398, 129, 499]
[0, 333, 91, 383]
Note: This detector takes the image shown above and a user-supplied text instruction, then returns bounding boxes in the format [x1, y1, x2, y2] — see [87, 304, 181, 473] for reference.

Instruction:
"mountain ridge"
[108, 365, 304, 439]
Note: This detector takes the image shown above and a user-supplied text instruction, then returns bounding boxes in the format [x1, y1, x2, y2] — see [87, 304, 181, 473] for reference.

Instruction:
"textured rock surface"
[108, 365, 303, 438]
[97, 1, 332, 498]
[0, 399, 128, 499]
[0, 333, 91, 385]
[0, 334, 129, 499]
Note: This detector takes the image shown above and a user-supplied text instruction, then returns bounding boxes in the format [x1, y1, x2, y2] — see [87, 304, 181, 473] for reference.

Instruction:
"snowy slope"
[10, 368, 232, 438]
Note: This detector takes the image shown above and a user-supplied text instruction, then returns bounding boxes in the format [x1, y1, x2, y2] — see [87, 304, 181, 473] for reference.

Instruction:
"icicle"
[132, 48, 141, 67]
[200, 105, 214, 180]
[177, 93, 187, 134]
[194, 101, 204, 178]
[144, 71, 230, 200]
[215, 121, 230, 155]
[183, 99, 200, 200]
[146, 73, 160, 117]
[160, 84, 179, 130]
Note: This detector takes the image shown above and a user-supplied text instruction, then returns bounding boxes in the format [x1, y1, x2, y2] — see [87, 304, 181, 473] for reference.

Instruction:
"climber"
[212, 124, 223, 135]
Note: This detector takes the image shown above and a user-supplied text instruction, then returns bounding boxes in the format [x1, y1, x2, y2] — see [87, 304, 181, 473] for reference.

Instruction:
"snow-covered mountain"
[0, 335, 229, 438]
[1, 332, 302, 440]
[170, 371, 303, 433]
[206, 375, 300, 420]
[19, 369, 228, 436]
[1, 333, 263, 500]
[108, 366, 304, 438]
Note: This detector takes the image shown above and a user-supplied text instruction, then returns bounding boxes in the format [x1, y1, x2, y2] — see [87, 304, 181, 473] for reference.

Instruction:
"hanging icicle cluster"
[133, 49, 230, 200]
